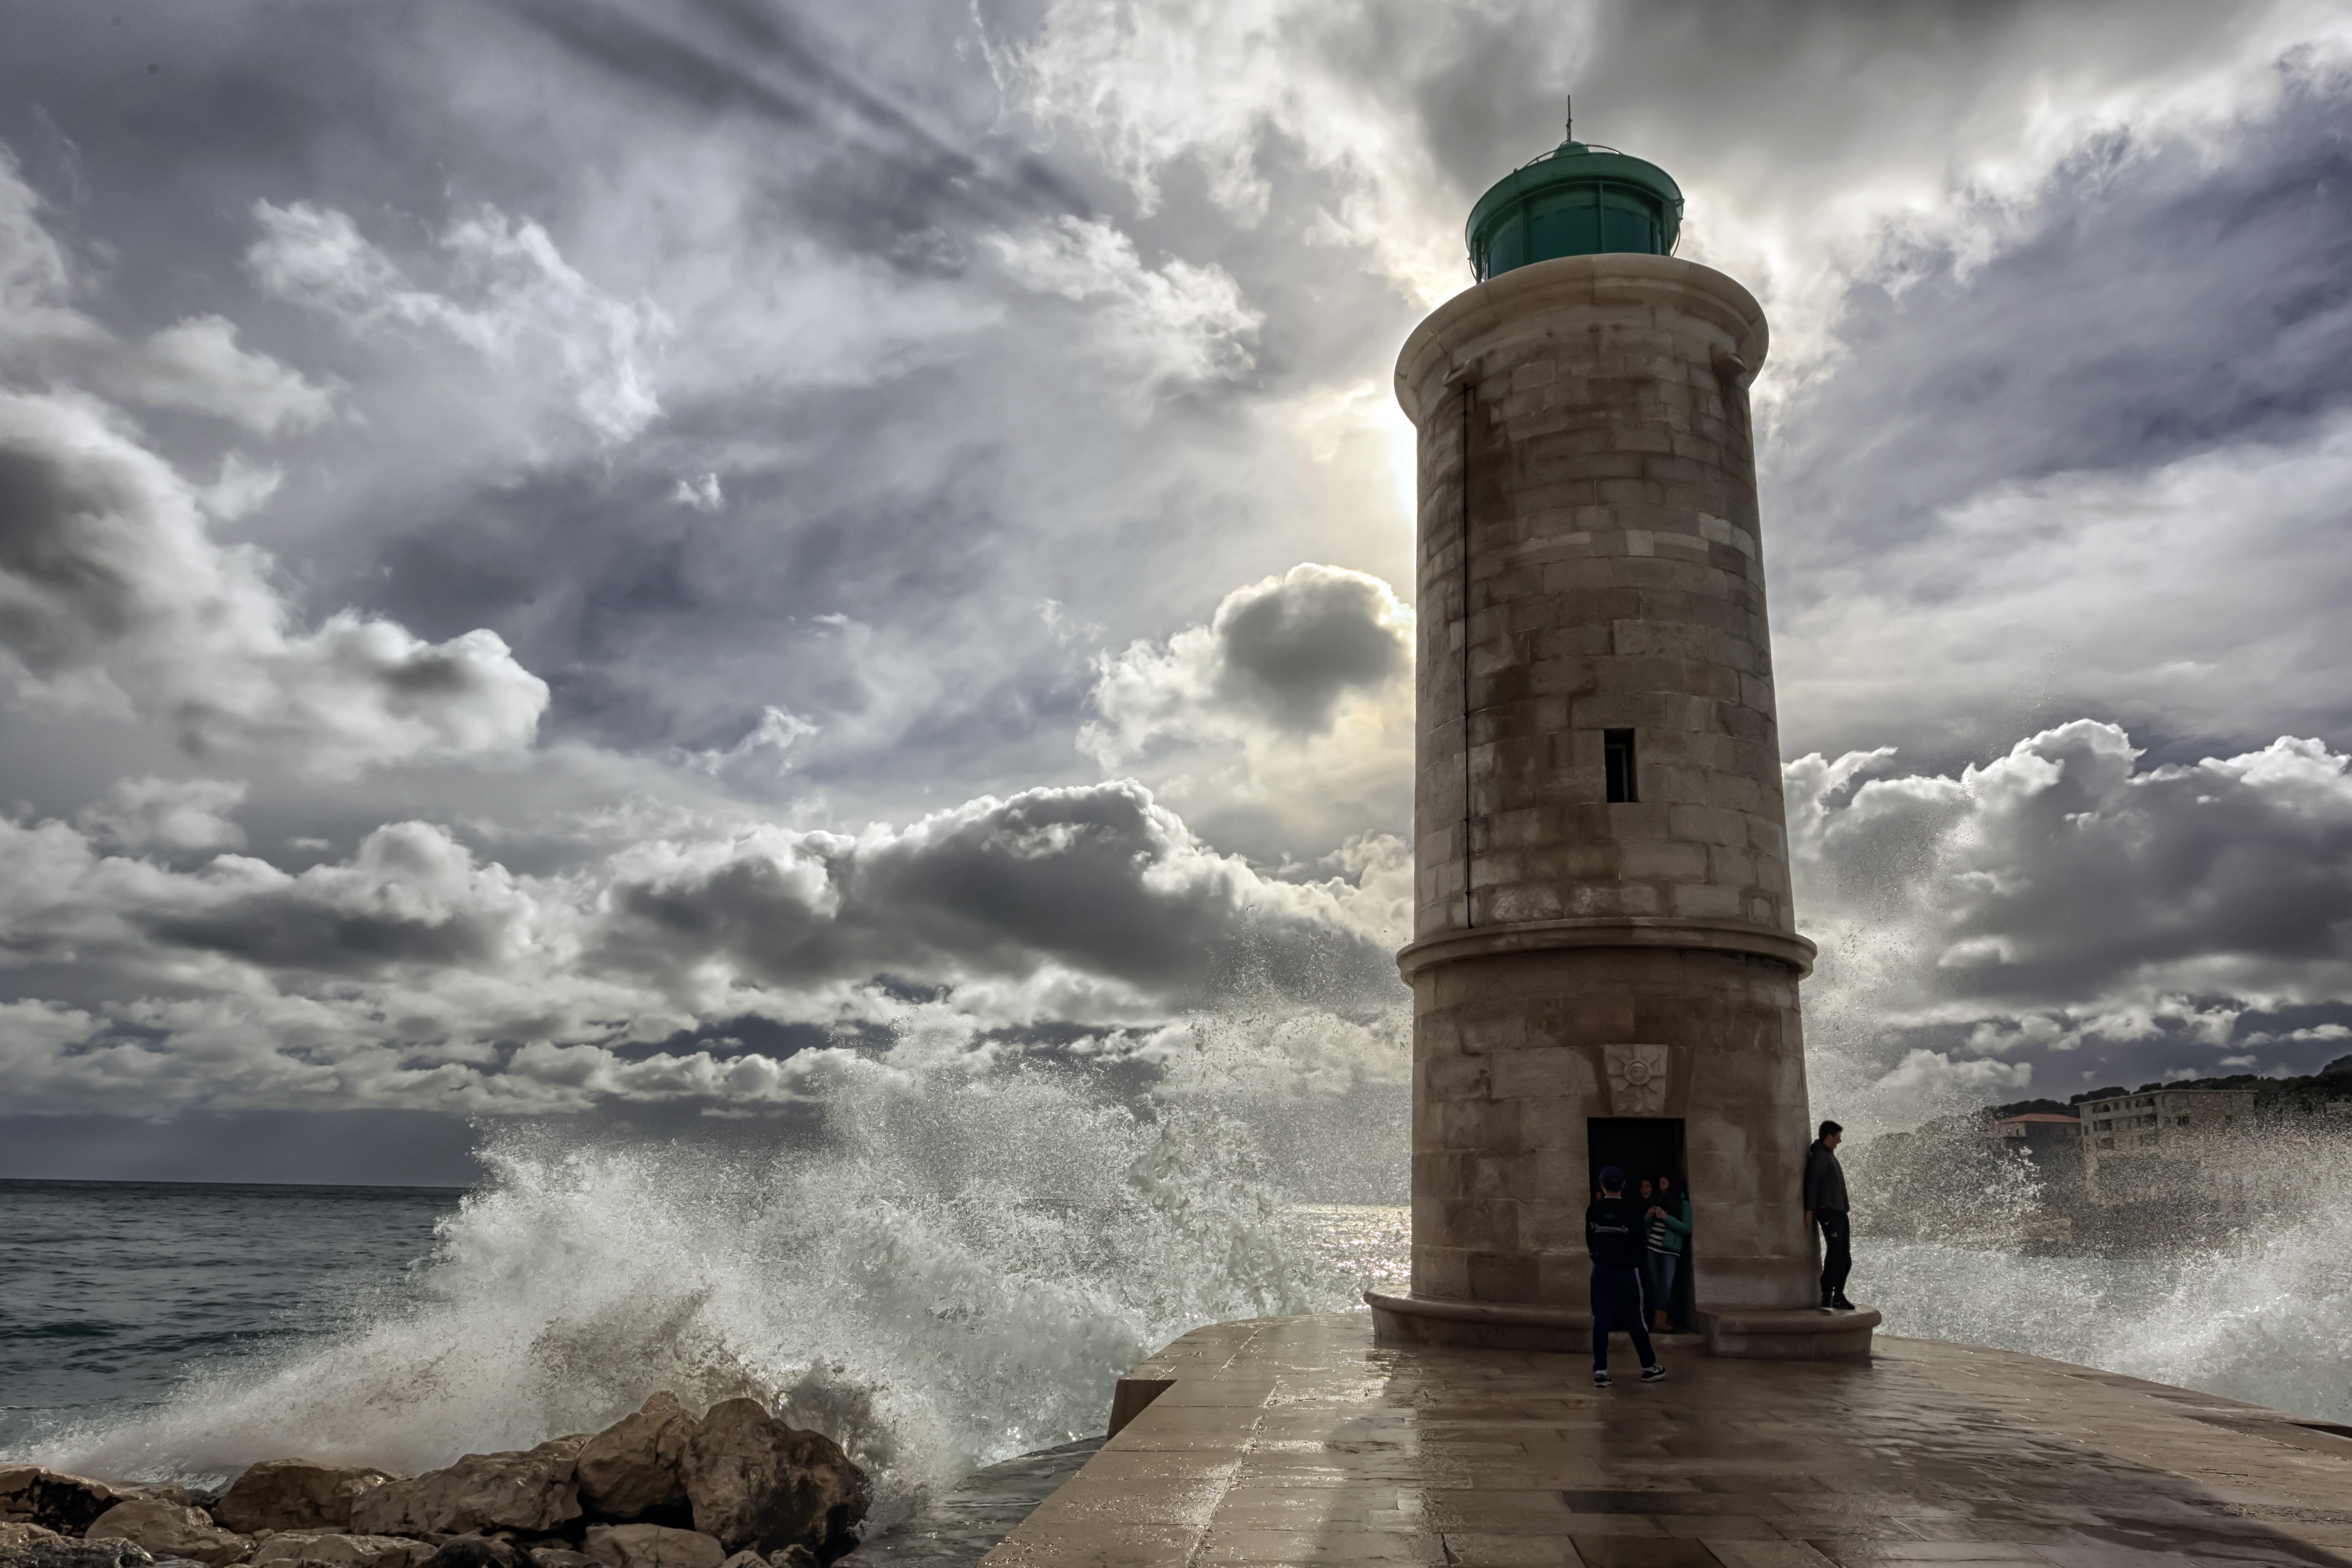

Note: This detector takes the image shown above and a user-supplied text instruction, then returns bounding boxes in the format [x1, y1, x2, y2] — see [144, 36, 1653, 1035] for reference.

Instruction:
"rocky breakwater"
[0, 1395, 868, 1568]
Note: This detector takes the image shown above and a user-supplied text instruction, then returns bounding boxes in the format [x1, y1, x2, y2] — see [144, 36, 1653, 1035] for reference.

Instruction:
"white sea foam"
[1866, 1150, 2352, 1424]
[41, 1019, 2352, 1523]
[47, 1026, 1402, 1527]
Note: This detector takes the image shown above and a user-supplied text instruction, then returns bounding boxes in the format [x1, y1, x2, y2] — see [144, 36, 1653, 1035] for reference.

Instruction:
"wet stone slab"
[979, 1313, 2352, 1568]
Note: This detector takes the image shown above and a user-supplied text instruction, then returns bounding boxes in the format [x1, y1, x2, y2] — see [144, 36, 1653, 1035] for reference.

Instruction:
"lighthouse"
[1366, 129, 1875, 1359]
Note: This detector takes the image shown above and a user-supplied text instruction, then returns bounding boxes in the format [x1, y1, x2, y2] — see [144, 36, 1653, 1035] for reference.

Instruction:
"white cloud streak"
[248, 201, 670, 442]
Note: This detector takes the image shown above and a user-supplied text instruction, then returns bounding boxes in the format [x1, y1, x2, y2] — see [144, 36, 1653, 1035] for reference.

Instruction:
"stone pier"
[972, 1315, 2352, 1567]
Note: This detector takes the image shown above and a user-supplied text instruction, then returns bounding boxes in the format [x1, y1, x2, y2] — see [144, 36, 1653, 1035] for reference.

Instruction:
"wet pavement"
[978, 1311, 2352, 1566]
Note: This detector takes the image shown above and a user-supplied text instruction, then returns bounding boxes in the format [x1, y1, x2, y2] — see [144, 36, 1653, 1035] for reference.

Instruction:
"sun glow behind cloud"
[0, 0, 2348, 1165]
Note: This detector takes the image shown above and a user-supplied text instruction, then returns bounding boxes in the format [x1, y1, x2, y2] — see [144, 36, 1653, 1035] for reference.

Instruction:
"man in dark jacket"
[1586, 1166, 1666, 1387]
[1803, 1120, 1855, 1311]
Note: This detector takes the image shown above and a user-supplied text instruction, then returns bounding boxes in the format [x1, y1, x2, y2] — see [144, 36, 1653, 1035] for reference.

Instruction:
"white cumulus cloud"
[1083, 563, 1412, 855]
[0, 390, 548, 772]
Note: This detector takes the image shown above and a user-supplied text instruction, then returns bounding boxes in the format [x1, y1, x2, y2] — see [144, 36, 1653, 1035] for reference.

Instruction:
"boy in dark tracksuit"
[1585, 1166, 1666, 1388]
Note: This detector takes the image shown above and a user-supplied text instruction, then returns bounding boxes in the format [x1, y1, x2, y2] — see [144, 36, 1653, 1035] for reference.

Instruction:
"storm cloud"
[0, 0, 2349, 1168]
[1795, 723, 2352, 1115]
[0, 776, 1399, 1119]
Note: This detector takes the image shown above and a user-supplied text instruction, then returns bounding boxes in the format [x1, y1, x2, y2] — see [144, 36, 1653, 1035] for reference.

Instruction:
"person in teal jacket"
[1643, 1174, 1692, 1333]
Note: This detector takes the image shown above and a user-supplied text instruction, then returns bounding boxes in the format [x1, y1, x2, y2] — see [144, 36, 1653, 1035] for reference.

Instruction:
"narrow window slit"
[1604, 729, 1638, 804]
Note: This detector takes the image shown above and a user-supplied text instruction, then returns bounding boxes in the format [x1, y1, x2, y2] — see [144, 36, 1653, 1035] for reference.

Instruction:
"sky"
[3, 0, 2351, 1184]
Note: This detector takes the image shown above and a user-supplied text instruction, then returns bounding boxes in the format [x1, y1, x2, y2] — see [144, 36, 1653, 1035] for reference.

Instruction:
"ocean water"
[6, 1070, 2351, 1536]
[0, 1180, 459, 1451]
[0, 1040, 1399, 1531]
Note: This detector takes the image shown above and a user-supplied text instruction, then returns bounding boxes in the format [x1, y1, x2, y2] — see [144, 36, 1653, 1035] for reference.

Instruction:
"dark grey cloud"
[1213, 567, 1409, 733]
[0, 777, 1400, 1128]
[492, 0, 1094, 239]
[1, 0, 2350, 1168]
[603, 779, 1390, 998]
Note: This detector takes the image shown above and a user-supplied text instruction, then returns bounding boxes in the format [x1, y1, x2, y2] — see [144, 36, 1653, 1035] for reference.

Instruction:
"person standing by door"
[1643, 1173, 1691, 1333]
[1803, 1120, 1856, 1311]
[1586, 1166, 1667, 1388]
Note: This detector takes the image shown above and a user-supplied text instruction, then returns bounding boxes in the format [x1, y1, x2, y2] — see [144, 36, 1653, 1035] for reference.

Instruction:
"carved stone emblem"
[1604, 1043, 1671, 1115]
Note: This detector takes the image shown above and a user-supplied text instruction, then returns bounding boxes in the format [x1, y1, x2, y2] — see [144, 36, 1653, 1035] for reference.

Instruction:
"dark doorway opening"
[1588, 1117, 1692, 1329]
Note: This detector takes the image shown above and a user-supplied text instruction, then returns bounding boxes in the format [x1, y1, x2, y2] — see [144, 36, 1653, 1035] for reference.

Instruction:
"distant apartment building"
[1984, 1112, 2083, 1197]
[2077, 1088, 2258, 1202]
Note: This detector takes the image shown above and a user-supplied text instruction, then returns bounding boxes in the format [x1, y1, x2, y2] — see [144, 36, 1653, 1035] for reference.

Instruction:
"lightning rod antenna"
[1565, 93, 1572, 142]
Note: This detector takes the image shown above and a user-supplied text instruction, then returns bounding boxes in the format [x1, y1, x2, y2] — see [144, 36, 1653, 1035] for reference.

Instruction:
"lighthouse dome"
[1465, 139, 1683, 281]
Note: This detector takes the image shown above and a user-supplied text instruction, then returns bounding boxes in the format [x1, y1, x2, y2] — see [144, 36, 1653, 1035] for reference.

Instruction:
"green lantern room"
[1466, 135, 1684, 281]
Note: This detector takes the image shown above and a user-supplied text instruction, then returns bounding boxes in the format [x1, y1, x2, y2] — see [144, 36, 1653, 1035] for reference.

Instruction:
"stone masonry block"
[1473, 1151, 1541, 1201]
[1411, 1245, 1469, 1299]
[1491, 1046, 1593, 1101]
[1667, 803, 1749, 845]
[1412, 1150, 1473, 1200]
[1670, 882, 1744, 920]
[1420, 1048, 1488, 1100]
[1536, 1250, 1592, 1308]
[1456, 1005, 1529, 1055]
[1468, 1249, 1539, 1303]
[1516, 1097, 1587, 1150]
[1519, 1203, 1586, 1253]
[1616, 841, 1708, 882]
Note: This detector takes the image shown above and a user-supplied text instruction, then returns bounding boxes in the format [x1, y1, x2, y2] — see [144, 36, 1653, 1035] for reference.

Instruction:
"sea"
[4, 1095, 2350, 1533]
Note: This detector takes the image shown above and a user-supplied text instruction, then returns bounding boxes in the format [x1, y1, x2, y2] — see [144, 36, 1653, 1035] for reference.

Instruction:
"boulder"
[715, 1552, 813, 1568]
[525, 1552, 597, 1568]
[0, 1539, 155, 1568]
[579, 1528, 718, 1568]
[0, 1469, 120, 1537]
[680, 1403, 864, 1561]
[574, 1397, 695, 1525]
[413, 1541, 531, 1568]
[216, 1465, 395, 1536]
[349, 1443, 585, 1539]
[248, 1535, 432, 1568]
[0, 1527, 59, 1553]
[114, 1493, 214, 1515]
[85, 1502, 251, 1568]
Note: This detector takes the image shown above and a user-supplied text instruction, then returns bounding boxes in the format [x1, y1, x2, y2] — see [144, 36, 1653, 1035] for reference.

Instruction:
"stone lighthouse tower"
[1365, 132, 1875, 1359]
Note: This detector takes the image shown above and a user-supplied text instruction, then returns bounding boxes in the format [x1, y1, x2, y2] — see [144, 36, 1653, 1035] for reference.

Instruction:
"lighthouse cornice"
[1396, 915, 1818, 981]
[1395, 251, 1770, 424]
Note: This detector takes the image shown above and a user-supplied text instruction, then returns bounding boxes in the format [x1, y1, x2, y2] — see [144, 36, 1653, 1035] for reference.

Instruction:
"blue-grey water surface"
[0, 1180, 460, 1454]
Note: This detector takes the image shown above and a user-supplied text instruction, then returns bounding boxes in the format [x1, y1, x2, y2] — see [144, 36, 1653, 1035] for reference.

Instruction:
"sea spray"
[45, 1018, 1409, 1528]
[1857, 1121, 2352, 1422]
